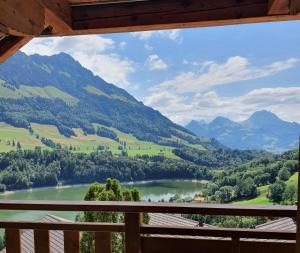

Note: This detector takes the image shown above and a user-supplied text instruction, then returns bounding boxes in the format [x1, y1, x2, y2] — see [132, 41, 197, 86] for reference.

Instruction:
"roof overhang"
[0, 0, 300, 63]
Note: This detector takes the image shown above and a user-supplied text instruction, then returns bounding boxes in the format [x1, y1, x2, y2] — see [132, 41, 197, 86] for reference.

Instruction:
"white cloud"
[146, 54, 168, 71]
[21, 35, 135, 89]
[154, 56, 298, 94]
[119, 41, 127, 50]
[144, 56, 299, 124]
[145, 87, 300, 124]
[132, 29, 181, 41]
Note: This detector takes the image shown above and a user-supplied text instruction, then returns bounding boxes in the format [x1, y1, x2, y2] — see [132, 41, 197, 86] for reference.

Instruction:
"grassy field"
[0, 122, 179, 158]
[234, 172, 299, 205]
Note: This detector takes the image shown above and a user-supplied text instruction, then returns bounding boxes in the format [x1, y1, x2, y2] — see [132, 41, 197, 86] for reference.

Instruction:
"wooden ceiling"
[0, 0, 300, 63]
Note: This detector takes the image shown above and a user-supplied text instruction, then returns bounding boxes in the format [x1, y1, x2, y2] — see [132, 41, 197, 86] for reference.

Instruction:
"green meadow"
[0, 122, 178, 158]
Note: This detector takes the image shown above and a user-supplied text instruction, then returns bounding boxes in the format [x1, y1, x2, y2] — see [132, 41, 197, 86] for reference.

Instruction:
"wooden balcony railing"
[0, 200, 297, 253]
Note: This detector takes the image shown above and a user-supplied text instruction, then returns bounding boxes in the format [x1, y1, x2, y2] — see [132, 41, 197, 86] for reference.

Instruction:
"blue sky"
[22, 21, 300, 125]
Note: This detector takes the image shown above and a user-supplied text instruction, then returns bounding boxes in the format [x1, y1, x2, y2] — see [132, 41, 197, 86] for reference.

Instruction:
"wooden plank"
[141, 236, 295, 253]
[71, 0, 269, 30]
[0, 36, 32, 63]
[0, 200, 295, 217]
[0, 220, 125, 232]
[38, 0, 72, 33]
[140, 225, 296, 240]
[64, 230, 80, 253]
[67, 0, 300, 35]
[0, 0, 45, 36]
[125, 213, 141, 253]
[268, 0, 290, 15]
[95, 232, 112, 253]
[34, 229, 50, 253]
[291, 0, 300, 15]
[5, 228, 21, 253]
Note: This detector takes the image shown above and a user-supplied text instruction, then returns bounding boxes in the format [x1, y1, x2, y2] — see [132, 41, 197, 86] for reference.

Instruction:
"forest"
[0, 147, 297, 207]
[0, 148, 211, 191]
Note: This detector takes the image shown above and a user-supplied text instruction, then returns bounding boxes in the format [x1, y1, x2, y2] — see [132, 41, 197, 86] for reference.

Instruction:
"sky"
[21, 21, 300, 126]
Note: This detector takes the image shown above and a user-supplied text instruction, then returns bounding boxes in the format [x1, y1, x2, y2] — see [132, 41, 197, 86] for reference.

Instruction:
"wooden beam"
[0, 36, 32, 63]
[268, 0, 290, 15]
[291, 0, 300, 15]
[0, 0, 45, 36]
[38, 0, 72, 33]
[68, 0, 300, 36]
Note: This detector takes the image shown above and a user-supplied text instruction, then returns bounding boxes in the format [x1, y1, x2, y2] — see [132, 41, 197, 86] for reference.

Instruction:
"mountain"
[0, 52, 221, 153]
[186, 111, 300, 152]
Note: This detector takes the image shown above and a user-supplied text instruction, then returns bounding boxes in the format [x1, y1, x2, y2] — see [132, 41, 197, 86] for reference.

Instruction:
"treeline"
[173, 148, 270, 168]
[0, 148, 212, 191]
[204, 150, 298, 203]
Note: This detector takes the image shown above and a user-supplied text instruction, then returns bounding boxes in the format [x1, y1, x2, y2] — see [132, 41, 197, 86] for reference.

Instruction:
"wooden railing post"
[95, 232, 112, 253]
[34, 229, 50, 253]
[5, 228, 21, 253]
[125, 212, 141, 253]
[64, 230, 80, 253]
[231, 236, 240, 253]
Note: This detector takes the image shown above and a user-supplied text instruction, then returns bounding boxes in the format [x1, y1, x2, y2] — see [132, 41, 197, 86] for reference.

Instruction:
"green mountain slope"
[0, 52, 222, 153]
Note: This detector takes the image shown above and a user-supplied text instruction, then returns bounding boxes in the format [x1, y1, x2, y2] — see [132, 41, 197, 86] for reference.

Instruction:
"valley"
[0, 51, 298, 211]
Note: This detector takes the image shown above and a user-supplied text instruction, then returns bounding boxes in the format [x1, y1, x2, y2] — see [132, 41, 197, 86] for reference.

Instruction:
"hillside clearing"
[0, 122, 178, 158]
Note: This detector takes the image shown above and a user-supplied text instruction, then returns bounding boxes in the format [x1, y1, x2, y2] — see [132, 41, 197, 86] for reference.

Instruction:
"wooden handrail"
[0, 200, 296, 217]
[0, 220, 125, 232]
[141, 225, 296, 240]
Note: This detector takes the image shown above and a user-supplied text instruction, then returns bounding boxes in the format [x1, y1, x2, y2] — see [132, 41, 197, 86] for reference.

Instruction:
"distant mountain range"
[186, 111, 300, 152]
[0, 52, 221, 152]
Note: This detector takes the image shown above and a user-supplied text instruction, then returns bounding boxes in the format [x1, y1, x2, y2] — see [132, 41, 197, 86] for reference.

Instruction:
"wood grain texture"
[141, 236, 295, 253]
[0, 36, 32, 63]
[95, 232, 112, 253]
[0, 0, 45, 36]
[125, 213, 141, 253]
[268, 0, 290, 15]
[5, 229, 21, 253]
[38, 0, 72, 33]
[0, 220, 125, 232]
[34, 230, 50, 253]
[140, 225, 296, 240]
[64, 230, 80, 253]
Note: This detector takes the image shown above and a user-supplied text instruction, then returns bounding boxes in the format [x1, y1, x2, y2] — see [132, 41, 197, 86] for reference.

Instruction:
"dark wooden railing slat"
[5, 228, 21, 253]
[125, 213, 141, 253]
[95, 231, 112, 253]
[64, 230, 80, 253]
[34, 229, 50, 253]
[140, 225, 296, 240]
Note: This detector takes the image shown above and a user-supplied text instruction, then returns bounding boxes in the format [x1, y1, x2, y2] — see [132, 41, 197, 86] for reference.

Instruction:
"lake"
[0, 179, 207, 221]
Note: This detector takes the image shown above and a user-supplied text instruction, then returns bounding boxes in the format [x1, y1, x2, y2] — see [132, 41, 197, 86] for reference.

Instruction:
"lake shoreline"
[0, 178, 209, 195]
